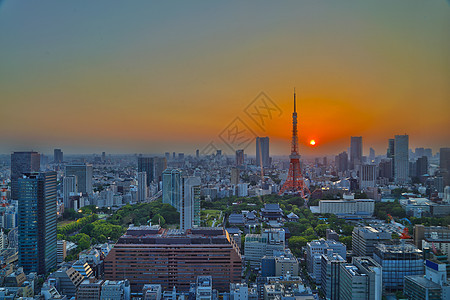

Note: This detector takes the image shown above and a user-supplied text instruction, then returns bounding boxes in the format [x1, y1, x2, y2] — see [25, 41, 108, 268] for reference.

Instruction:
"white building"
[100, 280, 130, 300]
[318, 199, 374, 218]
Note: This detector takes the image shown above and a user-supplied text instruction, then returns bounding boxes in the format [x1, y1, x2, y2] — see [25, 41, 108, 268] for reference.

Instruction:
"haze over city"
[1, 1, 449, 156]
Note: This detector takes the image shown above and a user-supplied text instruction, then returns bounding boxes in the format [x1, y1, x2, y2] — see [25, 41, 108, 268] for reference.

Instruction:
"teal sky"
[1, 1, 449, 156]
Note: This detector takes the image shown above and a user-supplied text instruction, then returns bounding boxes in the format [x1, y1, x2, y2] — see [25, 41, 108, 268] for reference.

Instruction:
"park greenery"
[57, 199, 179, 261]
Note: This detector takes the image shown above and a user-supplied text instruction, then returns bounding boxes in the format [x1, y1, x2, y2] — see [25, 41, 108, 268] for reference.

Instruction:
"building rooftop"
[405, 275, 441, 289]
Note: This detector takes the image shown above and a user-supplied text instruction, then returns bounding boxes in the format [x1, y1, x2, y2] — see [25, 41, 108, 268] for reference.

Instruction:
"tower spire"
[294, 88, 296, 112]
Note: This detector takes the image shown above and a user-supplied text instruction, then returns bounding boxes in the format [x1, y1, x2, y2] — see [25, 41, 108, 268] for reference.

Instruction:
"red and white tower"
[279, 90, 309, 198]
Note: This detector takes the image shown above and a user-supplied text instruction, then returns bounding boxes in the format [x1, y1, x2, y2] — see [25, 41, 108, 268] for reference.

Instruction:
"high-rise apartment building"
[180, 176, 201, 231]
[394, 135, 409, 184]
[256, 137, 270, 168]
[63, 175, 77, 209]
[18, 171, 57, 274]
[359, 164, 377, 189]
[104, 226, 242, 293]
[138, 157, 167, 186]
[440, 148, 450, 186]
[236, 150, 244, 167]
[65, 164, 93, 195]
[54, 149, 63, 163]
[162, 168, 182, 210]
[11, 151, 40, 199]
[350, 136, 362, 170]
[137, 172, 147, 202]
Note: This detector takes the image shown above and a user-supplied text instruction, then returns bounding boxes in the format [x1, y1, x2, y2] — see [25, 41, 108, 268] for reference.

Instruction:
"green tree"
[152, 214, 166, 226]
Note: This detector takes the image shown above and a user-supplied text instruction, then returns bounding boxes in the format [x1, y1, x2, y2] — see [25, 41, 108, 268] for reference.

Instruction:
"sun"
[309, 139, 316, 146]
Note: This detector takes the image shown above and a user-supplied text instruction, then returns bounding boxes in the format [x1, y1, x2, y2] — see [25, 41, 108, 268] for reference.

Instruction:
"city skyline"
[1, 1, 449, 156]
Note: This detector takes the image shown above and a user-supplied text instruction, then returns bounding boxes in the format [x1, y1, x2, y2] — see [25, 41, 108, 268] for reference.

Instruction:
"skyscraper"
[65, 164, 93, 195]
[54, 149, 63, 163]
[440, 148, 450, 186]
[235, 149, 244, 167]
[350, 136, 362, 170]
[394, 135, 409, 184]
[180, 176, 201, 231]
[137, 172, 147, 202]
[10, 151, 40, 199]
[63, 175, 77, 209]
[256, 137, 270, 168]
[18, 171, 57, 274]
[138, 157, 167, 186]
[162, 168, 182, 211]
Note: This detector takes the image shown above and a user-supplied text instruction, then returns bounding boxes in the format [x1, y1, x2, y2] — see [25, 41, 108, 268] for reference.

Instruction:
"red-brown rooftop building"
[104, 226, 242, 293]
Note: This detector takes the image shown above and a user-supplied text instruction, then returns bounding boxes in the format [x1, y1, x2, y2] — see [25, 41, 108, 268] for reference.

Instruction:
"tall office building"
[256, 137, 270, 168]
[350, 136, 362, 170]
[54, 149, 63, 163]
[180, 176, 201, 231]
[394, 135, 409, 184]
[18, 171, 57, 274]
[137, 172, 147, 202]
[11, 151, 40, 199]
[138, 157, 167, 186]
[440, 148, 450, 186]
[162, 168, 182, 211]
[65, 164, 93, 195]
[63, 175, 78, 209]
[236, 150, 244, 167]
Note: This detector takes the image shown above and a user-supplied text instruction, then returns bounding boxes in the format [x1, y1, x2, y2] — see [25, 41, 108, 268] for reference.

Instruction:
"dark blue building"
[18, 171, 57, 274]
[10, 151, 40, 199]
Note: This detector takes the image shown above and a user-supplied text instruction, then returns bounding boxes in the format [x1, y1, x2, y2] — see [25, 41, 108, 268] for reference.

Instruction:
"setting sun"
[310, 140, 316, 146]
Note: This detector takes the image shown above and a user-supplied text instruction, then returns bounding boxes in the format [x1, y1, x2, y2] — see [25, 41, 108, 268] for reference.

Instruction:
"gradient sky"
[1, 1, 449, 157]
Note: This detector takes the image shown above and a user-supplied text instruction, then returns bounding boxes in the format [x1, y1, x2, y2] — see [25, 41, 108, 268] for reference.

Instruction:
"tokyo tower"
[279, 90, 309, 198]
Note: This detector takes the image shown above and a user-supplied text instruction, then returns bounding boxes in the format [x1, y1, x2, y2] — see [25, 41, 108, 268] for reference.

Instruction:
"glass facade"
[373, 243, 423, 291]
[18, 171, 57, 274]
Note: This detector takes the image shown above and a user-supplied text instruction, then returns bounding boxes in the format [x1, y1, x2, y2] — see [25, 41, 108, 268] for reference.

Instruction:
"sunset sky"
[1, 1, 449, 157]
